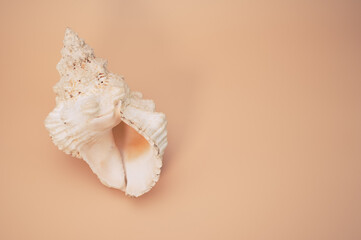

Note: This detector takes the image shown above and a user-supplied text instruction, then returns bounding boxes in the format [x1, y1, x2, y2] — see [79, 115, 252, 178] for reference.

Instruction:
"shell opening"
[112, 122, 157, 196]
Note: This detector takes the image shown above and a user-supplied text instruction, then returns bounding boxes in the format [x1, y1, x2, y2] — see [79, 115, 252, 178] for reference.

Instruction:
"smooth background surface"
[1, 0, 361, 239]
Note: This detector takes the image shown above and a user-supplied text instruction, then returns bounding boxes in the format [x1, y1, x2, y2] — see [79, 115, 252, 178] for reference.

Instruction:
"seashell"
[45, 28, 167, 197]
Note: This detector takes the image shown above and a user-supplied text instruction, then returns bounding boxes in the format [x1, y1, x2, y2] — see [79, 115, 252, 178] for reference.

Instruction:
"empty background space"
[0, 0, 361, 239]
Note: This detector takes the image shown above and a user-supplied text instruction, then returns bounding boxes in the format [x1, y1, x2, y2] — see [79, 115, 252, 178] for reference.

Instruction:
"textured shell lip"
[45, 28, 168, 197]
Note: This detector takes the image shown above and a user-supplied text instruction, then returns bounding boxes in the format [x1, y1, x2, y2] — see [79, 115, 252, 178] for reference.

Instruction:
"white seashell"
[45, 28, 167, 197]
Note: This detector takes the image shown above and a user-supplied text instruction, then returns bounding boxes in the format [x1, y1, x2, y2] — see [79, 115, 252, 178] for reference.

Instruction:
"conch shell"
[45, 28, 167, 197]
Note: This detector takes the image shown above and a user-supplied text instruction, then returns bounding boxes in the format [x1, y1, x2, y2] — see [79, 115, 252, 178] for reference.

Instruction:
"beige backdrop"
[1, 0, 361, 239]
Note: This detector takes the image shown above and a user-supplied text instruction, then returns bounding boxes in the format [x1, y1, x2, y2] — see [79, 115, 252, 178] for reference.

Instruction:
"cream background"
[0, 0, 361, 239]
